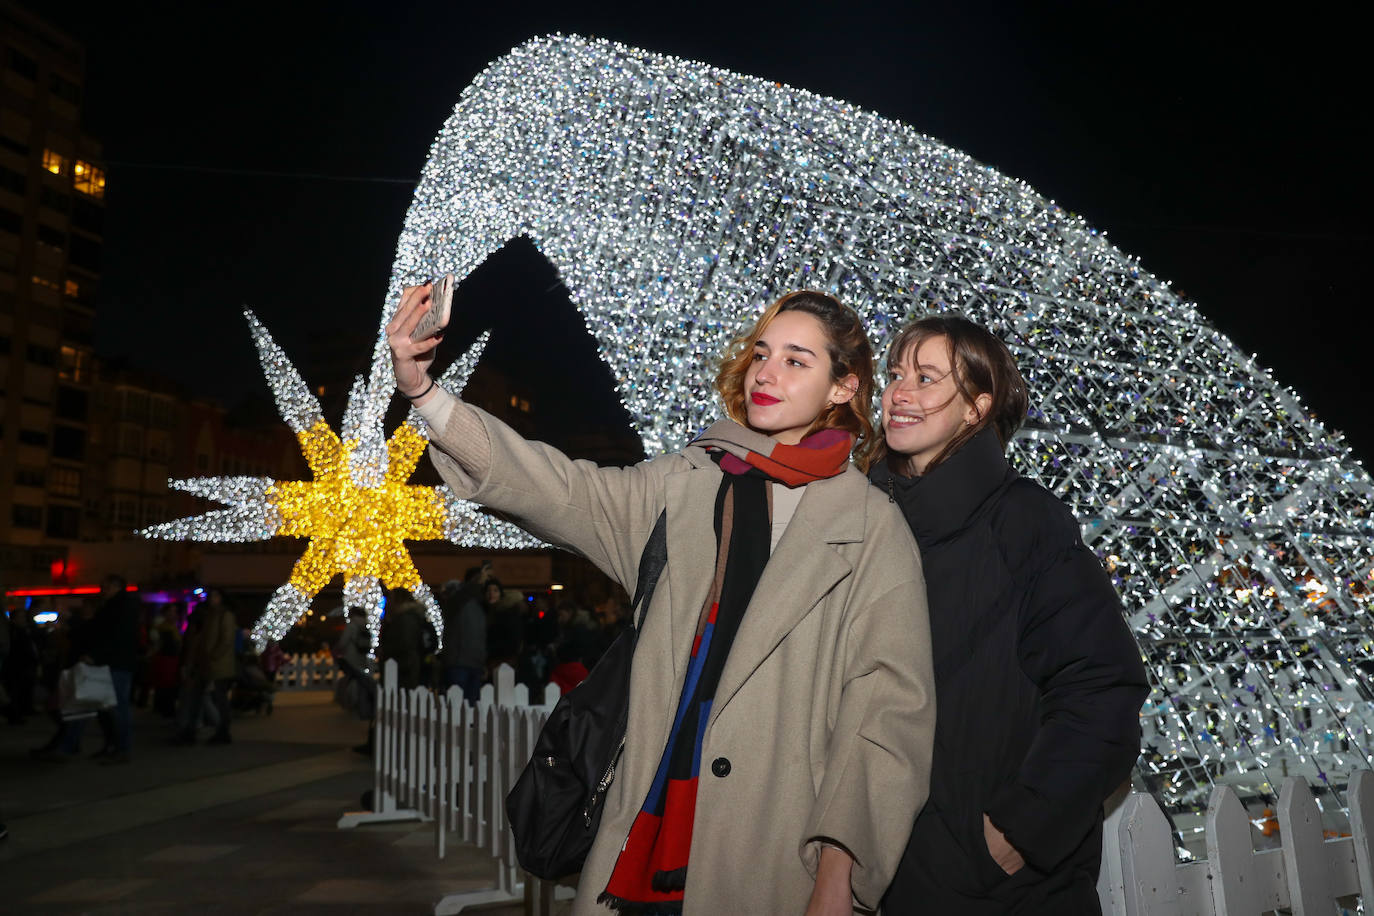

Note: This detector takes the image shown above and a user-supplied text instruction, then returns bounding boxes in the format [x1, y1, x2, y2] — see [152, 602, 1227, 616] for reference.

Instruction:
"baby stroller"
[232, 653, 276, 716]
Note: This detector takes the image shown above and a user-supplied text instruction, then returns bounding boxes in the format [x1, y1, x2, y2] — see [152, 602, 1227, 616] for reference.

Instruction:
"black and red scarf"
[598, 427, 853, 913]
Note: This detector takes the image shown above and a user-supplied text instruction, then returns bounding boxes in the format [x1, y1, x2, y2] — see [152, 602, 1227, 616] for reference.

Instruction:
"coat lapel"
[662, 465, 723, 687]
[709, 468, 868, 726]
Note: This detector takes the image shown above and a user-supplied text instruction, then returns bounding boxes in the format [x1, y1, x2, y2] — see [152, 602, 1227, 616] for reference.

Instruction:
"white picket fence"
[337, 660, 569, 915]
[337, 662, 1374, 915]
[275, 652, 343, 690]
[1098, 774, 1373, 915]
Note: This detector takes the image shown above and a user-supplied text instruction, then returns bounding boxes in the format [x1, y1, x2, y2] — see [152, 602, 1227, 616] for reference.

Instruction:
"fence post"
[1116, 793, 1185, 916]
[459, 696, 475, 844]
[1098, 784, 1128, 914]
[1277, 776, 1334, 913]
[485, 703, 502, 857]
[1206, 784, 1272, 913]
[436, 691, 449, 860]
[406, 687, 419, 810]
[336, 659, 422, 829]
[419, 688, 435, 820]
[1350, 770, 1374, 902]
[493, 664, 515, 707]
[541, 681, 561, 711]
[382, 660, 399, 812]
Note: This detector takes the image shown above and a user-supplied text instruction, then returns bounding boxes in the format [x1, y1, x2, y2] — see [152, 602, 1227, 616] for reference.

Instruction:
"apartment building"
[0, 2, 102, 587]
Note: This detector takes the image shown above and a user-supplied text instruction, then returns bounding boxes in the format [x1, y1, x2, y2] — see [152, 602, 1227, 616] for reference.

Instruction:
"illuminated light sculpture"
[374, 34, 1374, 820]
[141, 311, 542, 652]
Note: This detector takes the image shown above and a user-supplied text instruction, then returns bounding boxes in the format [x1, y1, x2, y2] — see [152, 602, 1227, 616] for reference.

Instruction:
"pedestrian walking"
[173, 589, 237, 746]
[379, 590, 425, 690]
[57, 575, 140, 764]
[439, 572, 486, 705]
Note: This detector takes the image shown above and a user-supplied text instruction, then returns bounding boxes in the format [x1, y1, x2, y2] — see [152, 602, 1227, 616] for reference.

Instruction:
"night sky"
[31, 2, 1371, 460]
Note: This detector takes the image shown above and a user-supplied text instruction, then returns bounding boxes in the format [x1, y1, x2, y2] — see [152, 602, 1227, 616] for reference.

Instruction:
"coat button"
[710, 757, 731, 777]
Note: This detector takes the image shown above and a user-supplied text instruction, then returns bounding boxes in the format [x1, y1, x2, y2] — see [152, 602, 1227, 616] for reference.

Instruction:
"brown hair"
[714, 290, 876, 463]
[871, 314, 1029, 474]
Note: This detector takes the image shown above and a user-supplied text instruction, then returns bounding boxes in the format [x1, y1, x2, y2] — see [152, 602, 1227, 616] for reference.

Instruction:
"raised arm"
[386, 283, 680, 591]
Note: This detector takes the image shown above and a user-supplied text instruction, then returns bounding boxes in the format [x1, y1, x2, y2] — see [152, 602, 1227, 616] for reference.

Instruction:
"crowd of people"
[0, 581, 284, 766]
[0, 565, 625, 773]
[341, 563, 620, 713]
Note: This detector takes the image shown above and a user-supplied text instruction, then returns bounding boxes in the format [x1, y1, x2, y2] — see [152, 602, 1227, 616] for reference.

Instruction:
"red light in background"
[5, 584, 140, 598]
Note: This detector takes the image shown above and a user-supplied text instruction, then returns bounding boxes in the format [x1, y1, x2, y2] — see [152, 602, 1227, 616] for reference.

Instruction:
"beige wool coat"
[426, 398, 936, 914]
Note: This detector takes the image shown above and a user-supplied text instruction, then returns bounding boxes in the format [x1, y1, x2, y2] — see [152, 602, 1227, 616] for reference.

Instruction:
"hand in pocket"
[982, 813, 1025, 876]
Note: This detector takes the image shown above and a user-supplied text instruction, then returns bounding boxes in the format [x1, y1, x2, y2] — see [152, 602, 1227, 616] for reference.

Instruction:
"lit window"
[64, 278, 79, 298]
[73, 160, 105, 199]
[50, 467, 81, 498]
[42, 149, 67, 176]
[32, 274, 59, 290]
[59, 345, 89, 383]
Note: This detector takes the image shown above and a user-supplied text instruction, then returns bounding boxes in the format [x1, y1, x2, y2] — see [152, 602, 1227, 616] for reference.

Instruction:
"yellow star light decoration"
[142, 310, 543, 651]
[272, 420, 444, 597]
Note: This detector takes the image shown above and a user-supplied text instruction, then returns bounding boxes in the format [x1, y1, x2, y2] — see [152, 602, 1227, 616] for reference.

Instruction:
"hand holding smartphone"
[409, 273, 454, 342]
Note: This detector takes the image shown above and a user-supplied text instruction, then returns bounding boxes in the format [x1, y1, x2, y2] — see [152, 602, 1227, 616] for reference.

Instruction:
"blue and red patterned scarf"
[598, 427, 853, 913]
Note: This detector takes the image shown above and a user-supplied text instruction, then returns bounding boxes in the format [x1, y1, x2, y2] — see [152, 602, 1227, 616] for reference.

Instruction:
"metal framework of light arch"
[374, 34, 1374, 817]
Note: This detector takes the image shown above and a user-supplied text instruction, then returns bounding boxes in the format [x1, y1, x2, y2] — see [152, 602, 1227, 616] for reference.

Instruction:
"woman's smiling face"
[881, 335, 986, 474]
[743, 309, 857, 445]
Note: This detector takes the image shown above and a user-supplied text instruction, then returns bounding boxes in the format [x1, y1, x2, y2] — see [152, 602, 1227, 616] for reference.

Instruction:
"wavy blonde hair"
[714, 290, 876, 464]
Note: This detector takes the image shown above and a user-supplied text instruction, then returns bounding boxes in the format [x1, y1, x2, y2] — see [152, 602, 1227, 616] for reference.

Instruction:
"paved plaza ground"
[0, 690, 562, 914]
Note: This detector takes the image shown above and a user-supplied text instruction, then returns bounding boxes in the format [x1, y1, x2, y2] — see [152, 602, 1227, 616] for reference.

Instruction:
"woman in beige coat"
[388, 288, 935, 915]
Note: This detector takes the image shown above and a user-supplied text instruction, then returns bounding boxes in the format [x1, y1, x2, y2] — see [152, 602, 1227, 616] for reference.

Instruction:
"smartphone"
[409, 273, 454, 342]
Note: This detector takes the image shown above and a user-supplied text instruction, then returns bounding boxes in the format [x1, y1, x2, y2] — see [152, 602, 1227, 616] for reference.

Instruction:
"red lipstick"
[750, 392, 780, 406]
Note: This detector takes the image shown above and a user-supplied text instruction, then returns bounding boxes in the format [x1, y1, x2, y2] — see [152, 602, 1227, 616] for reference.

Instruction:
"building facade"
[0, 2, 102, 588]
[66, 361, 306, 589]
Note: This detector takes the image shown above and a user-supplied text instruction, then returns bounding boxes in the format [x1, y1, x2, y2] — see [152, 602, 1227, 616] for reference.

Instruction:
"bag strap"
[597, 509, 669, 806]
[629, 509, 669, 632]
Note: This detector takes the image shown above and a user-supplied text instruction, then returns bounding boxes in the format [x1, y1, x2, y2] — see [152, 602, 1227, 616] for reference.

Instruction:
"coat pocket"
[971, 815, 1018, 888]
[970, 811, 1047, 899]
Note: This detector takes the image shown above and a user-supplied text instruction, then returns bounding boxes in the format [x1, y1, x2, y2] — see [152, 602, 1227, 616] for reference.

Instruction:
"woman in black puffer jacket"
[869, 314, 1149, 915]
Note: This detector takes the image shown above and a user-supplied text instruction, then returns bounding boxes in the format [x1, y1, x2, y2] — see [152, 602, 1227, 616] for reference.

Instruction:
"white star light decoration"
[378, 34, 1374, 815]
[141, 311, 541, 651]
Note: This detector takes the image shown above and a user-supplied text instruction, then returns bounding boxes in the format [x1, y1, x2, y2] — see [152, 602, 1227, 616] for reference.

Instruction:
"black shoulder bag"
[506, 510, 669, 879]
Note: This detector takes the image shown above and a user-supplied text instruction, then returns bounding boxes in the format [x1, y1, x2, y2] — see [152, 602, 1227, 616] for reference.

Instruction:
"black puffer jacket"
[870, 429, 1148, 915]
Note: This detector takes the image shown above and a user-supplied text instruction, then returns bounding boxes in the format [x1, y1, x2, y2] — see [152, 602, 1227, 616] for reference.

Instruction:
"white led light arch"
[373, 34, 1374, 816]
